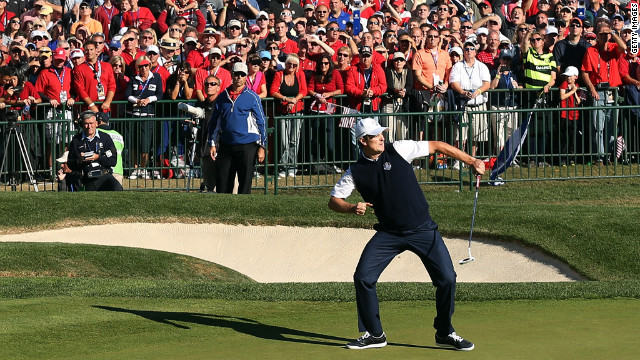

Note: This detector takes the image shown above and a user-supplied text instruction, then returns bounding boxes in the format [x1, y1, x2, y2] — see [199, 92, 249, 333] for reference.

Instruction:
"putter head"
[459, 256, 475, 265]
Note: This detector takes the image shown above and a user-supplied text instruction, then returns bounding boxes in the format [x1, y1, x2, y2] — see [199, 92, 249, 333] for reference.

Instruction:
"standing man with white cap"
[328, 117, 484, 350]
[208, 62, 267, 194]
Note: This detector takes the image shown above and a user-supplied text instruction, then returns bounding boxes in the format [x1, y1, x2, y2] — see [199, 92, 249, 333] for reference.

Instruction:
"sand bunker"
[0, 223, 583, 283]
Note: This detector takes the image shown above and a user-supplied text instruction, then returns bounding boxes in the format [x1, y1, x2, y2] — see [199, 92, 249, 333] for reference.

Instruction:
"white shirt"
[330, 140, 430, 199]
[449, 60, 491, 105]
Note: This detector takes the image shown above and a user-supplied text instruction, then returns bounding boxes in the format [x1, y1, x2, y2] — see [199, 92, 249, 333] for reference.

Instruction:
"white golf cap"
[145, 45, 160, 54]
[392, 51, 405, 60]
[546, 25, 558, 35]
[232, 62, 248, 75]
[257, 11, 268, 19]
[354, 118, 388, 139]
[70, 48, 84, 59]
[228, 19, 242, 28]
[562, 66, 579, 76]
[475, 27, 489, 36]
[449, 46, 463, 56]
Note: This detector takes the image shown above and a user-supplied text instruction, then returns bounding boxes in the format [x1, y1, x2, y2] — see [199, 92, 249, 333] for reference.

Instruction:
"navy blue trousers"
[354, 227, 456, 337]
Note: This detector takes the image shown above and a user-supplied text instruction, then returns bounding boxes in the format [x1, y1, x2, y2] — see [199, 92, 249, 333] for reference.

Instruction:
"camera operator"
[67, 111, 123, 191]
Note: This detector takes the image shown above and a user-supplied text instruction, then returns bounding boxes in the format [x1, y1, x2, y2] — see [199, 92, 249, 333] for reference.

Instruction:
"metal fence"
[1, 87, 638, 193]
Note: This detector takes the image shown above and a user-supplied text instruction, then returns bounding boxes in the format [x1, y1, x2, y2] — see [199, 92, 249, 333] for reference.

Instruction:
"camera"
[177, 102, 205, 119]
[84, 151, 95, 158]
[6, 110, 19, 128]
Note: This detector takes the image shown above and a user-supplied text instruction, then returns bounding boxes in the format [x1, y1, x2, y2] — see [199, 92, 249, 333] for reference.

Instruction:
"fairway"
[0, 297, 637, 359]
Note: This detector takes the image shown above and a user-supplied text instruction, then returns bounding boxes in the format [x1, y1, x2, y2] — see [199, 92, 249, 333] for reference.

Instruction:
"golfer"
[328, 118, 485, 350]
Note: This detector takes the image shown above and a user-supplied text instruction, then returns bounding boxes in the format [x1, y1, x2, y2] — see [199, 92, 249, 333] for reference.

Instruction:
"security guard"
[67, 111, 123, 191]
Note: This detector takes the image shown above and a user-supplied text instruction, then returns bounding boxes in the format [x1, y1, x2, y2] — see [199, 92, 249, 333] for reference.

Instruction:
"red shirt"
[559, 81, 579, 120]
[187, 50, 209, 70]
[0, 82, 39, 112]
[345, 63, 387, 111]
[269, 70, 308, 114]
[93, 5, 120, 40]
[0, 10, 16, 32]
[308, 69, 344, 112]
[121, 49, 145, 67]
[195, 66, 232, 94]
[122, 7, 156, 31]
[477, 49, 499, 72]
[581, 42, 623, 88]
[327, 40, 346, 61]
[279, 39, 299, 55]
[34, 67, 73, 102]
[151, 64, 171, 91]
[72, 61, 117, 103]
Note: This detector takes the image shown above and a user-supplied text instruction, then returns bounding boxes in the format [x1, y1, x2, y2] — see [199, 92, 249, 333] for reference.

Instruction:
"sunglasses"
[337, 53, 349, 57]
[113, 64, 123, 68]
[461, 25, 472, 30]
[438, 7, 448, 11]
[94, 41, 104, 45]
[385, 34, 397, 38]
[170, 28, 182, 32]
[238, 43, 248, 48]
[369, 21, 379, 25]
[233, 72, 247, 77]
[34, 24, 44, 28]
[124, 38, 135, 42]
[204, 81, 220, 86]
[138, 64, 150, 68]
[463, 47, 476, 51]
[361, 54, 372, 58]
[316, 10, 328, 14]
[147, 52, 158, 56]
[32, 36, 43, 41]
[327, 27, 339, 31]
[518, 27, 528, 31]
[531, 38, 543, 42]
[394, 58, 405, 62]
[268, 46, 279, 50]
[488, 21, 499, 25]
[427, 35, 439, 39]
[320, 61, 330, 65]
[80, 5, 90, 10]
[281, 12, 292, 16]
[10, 20, 20, 24]
[570, 23, 582, 28]
[141, 36, 153, 40]
[257, 18, 268, 21]
[230, 26, 241, 30]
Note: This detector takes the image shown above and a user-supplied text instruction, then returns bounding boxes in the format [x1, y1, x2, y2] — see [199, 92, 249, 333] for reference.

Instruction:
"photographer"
[67, 111, 123, 191]
[183, 74, 221, 192]
[345, 45, 387, 114]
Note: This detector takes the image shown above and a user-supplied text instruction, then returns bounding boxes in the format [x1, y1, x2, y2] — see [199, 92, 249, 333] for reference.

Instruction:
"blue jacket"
[208, 87, 267, 148]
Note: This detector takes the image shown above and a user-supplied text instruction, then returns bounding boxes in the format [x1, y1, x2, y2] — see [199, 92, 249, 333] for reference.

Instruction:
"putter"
[459, 175, 481, 265]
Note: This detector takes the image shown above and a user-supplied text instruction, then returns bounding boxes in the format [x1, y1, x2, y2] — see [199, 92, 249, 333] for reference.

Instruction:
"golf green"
[0, 297, 637, 359]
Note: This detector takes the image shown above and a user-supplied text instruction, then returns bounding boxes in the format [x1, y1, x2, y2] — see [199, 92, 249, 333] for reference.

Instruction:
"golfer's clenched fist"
[354, 202, 372, 215]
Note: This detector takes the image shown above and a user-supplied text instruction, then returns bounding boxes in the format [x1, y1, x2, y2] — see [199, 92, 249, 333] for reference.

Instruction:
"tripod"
[0, 119, 39, 192]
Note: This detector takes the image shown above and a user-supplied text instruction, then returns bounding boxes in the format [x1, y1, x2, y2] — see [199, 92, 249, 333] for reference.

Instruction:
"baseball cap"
[316, 27, 326, 34]
[56, 151, 69, 163]
[39, 5, 53, 15]
[499, 48, 513, 59]
[70, 48, 84, 59]
[622, 24, 633, 32]
[583, 19, 593, 27]
[560, 5, 573, 12]
[209, 47, 222, 56]
[30, 30, 45, 39]
[449, 46, 463, 56]
[228, 19, 242, 28]
[53, 47, 66, 60]
[146, 45, 159, 54]
[109, 39, 121, 49]
[184, 36, 198, 45]
[249, 24, 261, 34]
[138, 58, 151, 66]
[585, 31, 596, 39]
[562, 66, 579, 77]
[360, 46, 373, 55]
[570, 17, 583, 26]
[232, 62, 248, 75]
[546, 25, 558, 35]
[612, 13, 624, 21]
[259, 50, 271, 59]
[304, 4, 315, 10]
[39, 47, 52, 58]
[480, 0, 491, 7]
[257, 11, 268, 19]
[392, 0, 405, 5]
[392, 51, 405, 60]
[354, 118, 388, 139]
[476, 27, 489, 36]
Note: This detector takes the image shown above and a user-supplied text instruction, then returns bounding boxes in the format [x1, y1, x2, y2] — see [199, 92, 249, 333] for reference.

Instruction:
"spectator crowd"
[1, 0, 640, 189]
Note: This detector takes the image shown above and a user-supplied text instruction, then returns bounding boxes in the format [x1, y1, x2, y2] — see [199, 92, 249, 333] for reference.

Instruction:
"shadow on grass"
[92, 305, 444, 350]
[93, 305, 348, 346]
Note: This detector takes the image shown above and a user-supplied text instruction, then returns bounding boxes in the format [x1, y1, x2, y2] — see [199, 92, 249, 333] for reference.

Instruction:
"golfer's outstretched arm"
[329, 196, 370, 216]
[429, 141, 486, 175]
